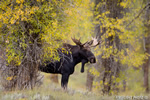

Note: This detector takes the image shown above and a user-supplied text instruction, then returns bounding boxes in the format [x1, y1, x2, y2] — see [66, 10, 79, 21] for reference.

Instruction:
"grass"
[0, 66, 149, 100]
[0, 74, 114, 100]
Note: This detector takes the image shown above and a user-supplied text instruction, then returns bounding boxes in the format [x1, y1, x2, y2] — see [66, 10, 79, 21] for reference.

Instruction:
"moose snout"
[89, 56, 96, 63]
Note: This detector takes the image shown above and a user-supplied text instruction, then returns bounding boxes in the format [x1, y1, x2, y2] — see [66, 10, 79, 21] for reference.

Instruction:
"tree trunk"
[143, 37, 149, 93]
[143, 58, 149, 93]
[123, 79, 126, 92]
[94, 0, 123, 95]
[86, 68, 94, 91]
[143, 0, 150, 93]
[0, 22, 41, 90]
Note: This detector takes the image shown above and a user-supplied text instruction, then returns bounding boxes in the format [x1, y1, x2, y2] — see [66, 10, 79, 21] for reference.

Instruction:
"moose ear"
[63, 43, 73, 49]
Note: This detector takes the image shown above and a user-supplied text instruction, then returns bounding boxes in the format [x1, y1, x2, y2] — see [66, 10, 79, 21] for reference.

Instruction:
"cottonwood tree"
[89, 0, 148, 95]
[88, 0, 124, 95]
[0, 0, 94, 90]
[0, 0, 69, 90]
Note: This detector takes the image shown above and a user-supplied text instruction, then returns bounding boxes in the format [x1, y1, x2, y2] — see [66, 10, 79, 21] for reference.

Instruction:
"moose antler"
[91, 37, 101, 47]
[71, 37, 82, 46]
[71, 37, 100, 47]
[83, 37, 100, 48]
[83, 40, 93, 48]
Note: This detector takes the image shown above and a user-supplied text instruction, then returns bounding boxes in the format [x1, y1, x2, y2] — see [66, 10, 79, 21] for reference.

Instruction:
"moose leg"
[81, 59, 88, 73]
[61, 74, 70, 90]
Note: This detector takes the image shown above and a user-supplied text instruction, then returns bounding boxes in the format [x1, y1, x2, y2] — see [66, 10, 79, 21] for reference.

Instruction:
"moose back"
[39, 38, 99, 89]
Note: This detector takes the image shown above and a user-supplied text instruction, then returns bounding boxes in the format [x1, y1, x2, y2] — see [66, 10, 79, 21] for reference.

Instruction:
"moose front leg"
[61, 74, 70, 90]
[81, 59, 88, 73]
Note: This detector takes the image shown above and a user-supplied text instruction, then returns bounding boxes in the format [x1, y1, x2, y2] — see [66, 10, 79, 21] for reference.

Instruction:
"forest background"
[0, 0, 150, 100]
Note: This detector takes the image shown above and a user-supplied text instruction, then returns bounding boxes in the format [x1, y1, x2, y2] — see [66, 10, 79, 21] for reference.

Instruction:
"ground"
[0, 66, 149, 100]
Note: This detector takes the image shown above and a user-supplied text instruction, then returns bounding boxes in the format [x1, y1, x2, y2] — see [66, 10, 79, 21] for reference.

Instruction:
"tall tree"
[143, 0, 150, 93]
[0, 0, 94, 90]
[93, 0, 123, 95]
[86, 67, 94, 91]
[0, 0, 69, 90]
[91, 0, 148, 95]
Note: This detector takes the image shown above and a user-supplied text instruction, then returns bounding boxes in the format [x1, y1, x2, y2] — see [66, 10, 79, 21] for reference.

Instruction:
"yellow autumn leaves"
[6, 76, 13, 81]
[6, 76, 16, 81]
[0, 2, 39, 25]
[16, 0, 45, 4]
[16, 0, 24, 4]
[89, 67, 100, 77]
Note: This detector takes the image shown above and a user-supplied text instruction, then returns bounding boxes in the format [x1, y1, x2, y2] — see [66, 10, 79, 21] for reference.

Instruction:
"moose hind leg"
[61, 74, 70, 90]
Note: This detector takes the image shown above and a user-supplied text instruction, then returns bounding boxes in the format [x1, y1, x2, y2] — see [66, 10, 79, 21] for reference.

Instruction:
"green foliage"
[0, 0, 94, 65]
[91, 0, 149, 94]
[94, 0, 148, 67]
[0, 0, 149, 94]
[0, 0, 64, 64]
[62, 0, 94, 42]
[89, 67, 100, 77]
[0, 0, 94, 90]
[125, 67, 145, 95]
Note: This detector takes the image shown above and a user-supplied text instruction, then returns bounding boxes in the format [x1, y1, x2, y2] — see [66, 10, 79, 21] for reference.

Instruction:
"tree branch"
[126, 2, 150, 28]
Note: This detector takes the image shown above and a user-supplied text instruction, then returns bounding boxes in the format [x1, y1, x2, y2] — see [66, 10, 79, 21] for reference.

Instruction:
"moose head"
[70, 37, 100, 73]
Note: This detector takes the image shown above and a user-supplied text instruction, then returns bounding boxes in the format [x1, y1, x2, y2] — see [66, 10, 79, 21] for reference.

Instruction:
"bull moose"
[39, 38, 99, 89]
